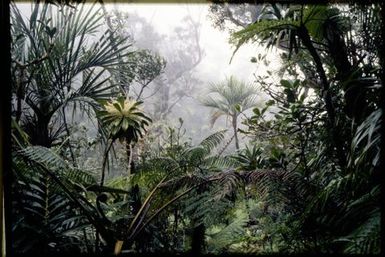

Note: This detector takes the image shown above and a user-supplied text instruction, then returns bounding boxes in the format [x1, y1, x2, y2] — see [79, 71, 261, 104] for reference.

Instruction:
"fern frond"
[181, 146, 207, 167]
[230, 19, 299, 61]
[204, 156, 238, 170]
[199, 129, 228, 153]
[213, 170, 245, 200]
[207, 208, 249, 253]
[66, 169, 96, 186]
[17, 145, 96, 189]
[182, 190, 232, 228]
[19, 146, 69, 170]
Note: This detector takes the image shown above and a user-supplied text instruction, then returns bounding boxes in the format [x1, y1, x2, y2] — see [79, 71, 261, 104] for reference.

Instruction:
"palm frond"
[201, 76, 258, 127]
[348, 108, 381, 168]
[12, 157, 89, 253]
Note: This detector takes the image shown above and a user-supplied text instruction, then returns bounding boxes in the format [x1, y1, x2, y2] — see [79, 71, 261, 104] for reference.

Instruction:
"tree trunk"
[32, 115, 51, 147]
[191, 223, 205, 255]
[15, 68, 26, 124]
[125, 138, 134, 175]
[232, 115, 239, 150]
[298, 24, 346, 168]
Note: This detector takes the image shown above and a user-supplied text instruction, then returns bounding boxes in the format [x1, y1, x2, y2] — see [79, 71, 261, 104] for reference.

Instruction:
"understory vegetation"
[8, 0, 382, 255]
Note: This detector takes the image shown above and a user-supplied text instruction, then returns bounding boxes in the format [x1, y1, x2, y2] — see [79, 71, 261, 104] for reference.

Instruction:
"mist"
[103, 3, 282, 147]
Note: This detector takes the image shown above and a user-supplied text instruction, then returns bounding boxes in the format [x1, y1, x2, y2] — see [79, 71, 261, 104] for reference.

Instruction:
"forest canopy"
[6, 0, 382, 255]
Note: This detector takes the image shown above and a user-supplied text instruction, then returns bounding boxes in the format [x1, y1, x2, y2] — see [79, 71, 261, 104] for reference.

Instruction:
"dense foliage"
[8, 1, 382, 255]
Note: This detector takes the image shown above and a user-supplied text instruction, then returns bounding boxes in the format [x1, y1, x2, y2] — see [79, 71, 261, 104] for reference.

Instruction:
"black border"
[1, 0, 384, 257]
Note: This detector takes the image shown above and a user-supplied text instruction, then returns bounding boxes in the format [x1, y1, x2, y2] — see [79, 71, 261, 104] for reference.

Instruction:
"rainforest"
[5, 0, 382, 255]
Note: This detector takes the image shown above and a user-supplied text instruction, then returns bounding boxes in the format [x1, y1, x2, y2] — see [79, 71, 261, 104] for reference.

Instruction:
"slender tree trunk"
[33, 115, 51, 147]
[298, 24, 346, 168]
[62, 108, 76, 166]
[125, 138, 133, 175]
[101, 140, 114, 186]
[15, 68, 26, 124]
[232, 115, 239, 150]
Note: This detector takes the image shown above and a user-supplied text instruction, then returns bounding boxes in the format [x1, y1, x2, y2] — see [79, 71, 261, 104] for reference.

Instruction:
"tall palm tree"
[10, 2, 132, 148]
[201, 76, 258, 150]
